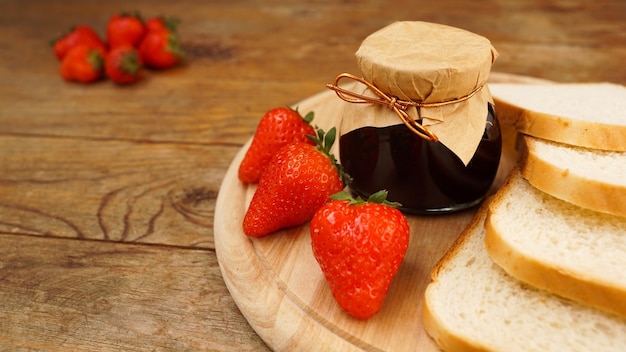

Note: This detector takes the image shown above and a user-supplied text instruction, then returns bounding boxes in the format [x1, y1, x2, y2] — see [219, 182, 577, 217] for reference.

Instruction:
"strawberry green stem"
[87, 49, 104, 70]
[308, 126, 350, 187]
[119, 50, 142, 76]
[167, 32, 185, 58]
[330, 189, 402, 208]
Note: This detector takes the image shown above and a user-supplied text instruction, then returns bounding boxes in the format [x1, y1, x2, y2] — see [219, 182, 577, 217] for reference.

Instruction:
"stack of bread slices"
[422, 82, 626, 351]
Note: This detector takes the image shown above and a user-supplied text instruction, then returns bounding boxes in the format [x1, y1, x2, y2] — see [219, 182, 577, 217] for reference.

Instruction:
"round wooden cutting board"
[214, 73, 548, 351]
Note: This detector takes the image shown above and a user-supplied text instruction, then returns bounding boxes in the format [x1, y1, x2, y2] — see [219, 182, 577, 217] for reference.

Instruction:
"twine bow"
[326, 73, 485, 142]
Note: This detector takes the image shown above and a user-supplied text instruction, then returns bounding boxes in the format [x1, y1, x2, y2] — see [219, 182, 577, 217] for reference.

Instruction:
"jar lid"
[343, 21, 499, 165]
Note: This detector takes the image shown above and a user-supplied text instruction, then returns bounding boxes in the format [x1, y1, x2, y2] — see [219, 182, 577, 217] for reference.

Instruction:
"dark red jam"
[339, 104, 501, 214]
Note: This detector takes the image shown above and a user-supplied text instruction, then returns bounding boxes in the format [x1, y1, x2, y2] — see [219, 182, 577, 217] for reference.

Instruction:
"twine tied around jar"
[326, 73, 486, 142]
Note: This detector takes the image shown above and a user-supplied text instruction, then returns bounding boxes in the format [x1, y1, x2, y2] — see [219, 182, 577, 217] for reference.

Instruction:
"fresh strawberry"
[138, 27, 184, 69]
[242, 127, 346, 237]
[52, 25, 106, 61]
[310, 190, 410, 320]
[238, 107, 316, 184]
[105, 45, 143, 84]
[106, 12, 146, 49]
[60, 45, 105, 83]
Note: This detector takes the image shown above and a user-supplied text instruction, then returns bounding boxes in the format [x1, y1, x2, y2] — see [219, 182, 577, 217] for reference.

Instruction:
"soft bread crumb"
[489, 83, 626, 152]
[424, 200, 626, 352]
[490, 83, 626, 125]
[530, 137, 626, 185]
[490, 171, 626, 284]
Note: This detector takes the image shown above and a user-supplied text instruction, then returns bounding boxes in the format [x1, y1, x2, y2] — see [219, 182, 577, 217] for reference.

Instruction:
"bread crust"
[422, 296, 491, 352]
[494, 97, 626, 152]
[519, 136, 626, 218]
[423, 204, 493, 352]
[484, 172, 626, 319]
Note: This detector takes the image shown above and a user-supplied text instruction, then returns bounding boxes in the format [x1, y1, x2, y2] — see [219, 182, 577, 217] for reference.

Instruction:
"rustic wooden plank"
[0, 233, 270, 351]
[0, 0, 623, 144]
[0, 135, 235, 248]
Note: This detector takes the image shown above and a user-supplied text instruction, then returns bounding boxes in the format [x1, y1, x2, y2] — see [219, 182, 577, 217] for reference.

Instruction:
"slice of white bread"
[489, 82, 626, 152]
[484, 168, 626, 319]
[423, 198, 626, 352]
[519, 135, 626, 218]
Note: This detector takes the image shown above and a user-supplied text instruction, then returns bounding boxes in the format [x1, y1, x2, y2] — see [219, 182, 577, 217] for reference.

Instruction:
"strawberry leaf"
[331, 189, 402, 208]
[330, 190, 356, 202]
[166, 32, 185, 58]
[368, 190, 402, 208]
[324, 127, 335, 155]
[161, 16, 181, 32]
[303, 111, 314, 124]
[87, 49, 104, 70]
[306, 126, 352, 187]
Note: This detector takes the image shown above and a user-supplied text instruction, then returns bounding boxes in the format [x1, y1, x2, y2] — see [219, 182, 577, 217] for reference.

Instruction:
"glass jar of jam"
[330, 21, 501, 214]
[339, 104, 501, 214]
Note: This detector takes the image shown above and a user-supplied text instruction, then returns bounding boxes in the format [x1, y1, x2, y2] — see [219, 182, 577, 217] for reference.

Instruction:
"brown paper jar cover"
[335, 21, 502, 214]
[343, 21, 499, 165]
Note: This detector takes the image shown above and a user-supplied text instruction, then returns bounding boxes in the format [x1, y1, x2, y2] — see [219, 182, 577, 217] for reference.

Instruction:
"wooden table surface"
[1, 1, 624, 351]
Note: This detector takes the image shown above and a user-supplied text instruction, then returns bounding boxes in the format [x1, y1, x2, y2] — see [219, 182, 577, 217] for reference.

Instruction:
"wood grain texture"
[0, 135, 233, 248]
[1, 1, 624, 144]
[0, 234, 269, 351]
[0, 0, 624, 350]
